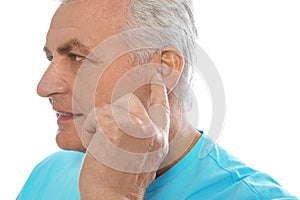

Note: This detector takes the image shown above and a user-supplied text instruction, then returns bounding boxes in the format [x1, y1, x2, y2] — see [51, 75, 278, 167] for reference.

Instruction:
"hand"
[79, 71, 170, 199]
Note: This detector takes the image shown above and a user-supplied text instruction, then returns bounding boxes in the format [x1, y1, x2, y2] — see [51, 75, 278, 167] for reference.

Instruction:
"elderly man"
[18, 0, 296, 199]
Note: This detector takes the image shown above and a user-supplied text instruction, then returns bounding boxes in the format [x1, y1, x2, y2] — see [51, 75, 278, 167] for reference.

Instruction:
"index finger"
[149, 67, 169, 110]
[148, 67, 170, 128]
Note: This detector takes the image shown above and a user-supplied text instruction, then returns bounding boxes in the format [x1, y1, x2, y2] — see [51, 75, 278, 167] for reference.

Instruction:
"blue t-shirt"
[17, 135, 297, 200]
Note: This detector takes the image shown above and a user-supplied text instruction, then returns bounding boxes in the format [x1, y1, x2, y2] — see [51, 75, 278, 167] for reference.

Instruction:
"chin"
[56, 131, 86, 152]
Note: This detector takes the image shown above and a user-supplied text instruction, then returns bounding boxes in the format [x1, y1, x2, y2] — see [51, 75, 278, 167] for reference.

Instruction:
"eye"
[46, 55, 53, 61]
[69, 53, 85, 62]
[45, 52, 53, 61]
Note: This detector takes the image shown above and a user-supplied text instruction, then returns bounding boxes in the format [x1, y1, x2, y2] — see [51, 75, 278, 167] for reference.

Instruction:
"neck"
[156, 125, 201, 177]
[156, 93, 202, 177]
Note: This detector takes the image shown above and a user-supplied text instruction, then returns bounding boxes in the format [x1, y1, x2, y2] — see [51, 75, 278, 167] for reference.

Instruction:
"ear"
[161, 46, 184, 93]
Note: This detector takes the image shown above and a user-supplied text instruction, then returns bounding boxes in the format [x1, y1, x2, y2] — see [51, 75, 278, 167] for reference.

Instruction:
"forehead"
[47, 0, 130, 49]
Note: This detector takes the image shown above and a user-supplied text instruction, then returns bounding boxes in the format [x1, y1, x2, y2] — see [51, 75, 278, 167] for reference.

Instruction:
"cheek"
[94, 78, 114, 107]
[94, 57, 133, 107]
[95, 73, 151, 109]
[94, 66, 127, 107]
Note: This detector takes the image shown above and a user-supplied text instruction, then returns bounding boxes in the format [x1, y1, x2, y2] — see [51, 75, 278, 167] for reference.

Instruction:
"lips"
[56, 111, 84, 121]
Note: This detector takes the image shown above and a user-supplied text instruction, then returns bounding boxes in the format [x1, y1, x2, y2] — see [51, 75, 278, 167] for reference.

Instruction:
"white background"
[0, 0, 299, 199]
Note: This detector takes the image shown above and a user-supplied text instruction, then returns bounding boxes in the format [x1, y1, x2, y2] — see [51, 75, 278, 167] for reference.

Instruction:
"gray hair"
[124, 0, 198, 109]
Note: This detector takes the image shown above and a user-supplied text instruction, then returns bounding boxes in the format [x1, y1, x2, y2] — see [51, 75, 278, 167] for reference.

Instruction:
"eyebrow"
[43, 38, 90, 55]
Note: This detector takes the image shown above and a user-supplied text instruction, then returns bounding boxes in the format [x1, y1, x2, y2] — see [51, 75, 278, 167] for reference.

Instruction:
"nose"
[37, 62, 69, 97]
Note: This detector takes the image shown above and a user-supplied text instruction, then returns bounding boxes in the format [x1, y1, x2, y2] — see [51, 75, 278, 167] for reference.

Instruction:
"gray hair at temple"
[57, 0, 198, 109]
[125, 0, 198, 110]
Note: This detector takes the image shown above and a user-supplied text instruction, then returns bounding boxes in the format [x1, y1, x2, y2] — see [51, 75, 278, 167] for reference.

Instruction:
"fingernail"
[156, 66, 163, 75]
[152, 70, 163, 84]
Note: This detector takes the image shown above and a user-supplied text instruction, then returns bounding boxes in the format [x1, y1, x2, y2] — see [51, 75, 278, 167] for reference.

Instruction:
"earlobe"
[161, 46, 184, 93]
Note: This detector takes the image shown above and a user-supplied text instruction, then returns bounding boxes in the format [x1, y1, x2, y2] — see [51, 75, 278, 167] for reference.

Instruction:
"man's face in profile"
[37, 0, 140, 151]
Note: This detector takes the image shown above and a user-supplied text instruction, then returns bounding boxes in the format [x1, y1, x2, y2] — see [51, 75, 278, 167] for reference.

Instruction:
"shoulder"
[37, 150, 84, 168]
[188, 136, 297, 199]
[29, 150, 84, 178]
[147, 134, 297, 199]
[17, 151, 84, 200]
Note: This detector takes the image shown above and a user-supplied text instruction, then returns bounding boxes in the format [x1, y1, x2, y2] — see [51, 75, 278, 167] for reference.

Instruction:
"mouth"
[56, 111, 84, 121]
